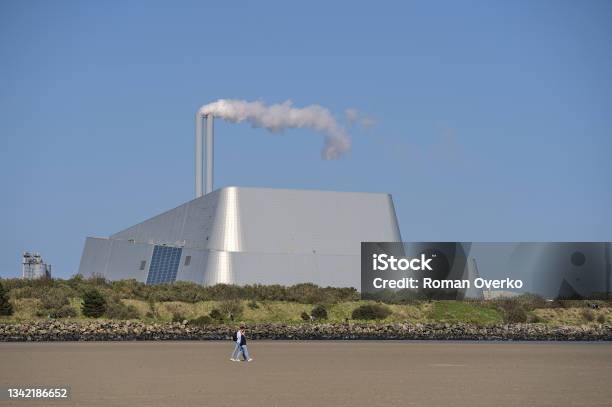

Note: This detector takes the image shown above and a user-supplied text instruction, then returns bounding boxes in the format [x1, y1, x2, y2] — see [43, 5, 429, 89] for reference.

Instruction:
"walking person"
[238, 325, 253, 362]
[230, 327, 243, 362]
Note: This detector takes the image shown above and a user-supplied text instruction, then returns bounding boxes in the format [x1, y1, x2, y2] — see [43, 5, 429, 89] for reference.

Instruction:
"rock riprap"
[0, 321, 610, 342]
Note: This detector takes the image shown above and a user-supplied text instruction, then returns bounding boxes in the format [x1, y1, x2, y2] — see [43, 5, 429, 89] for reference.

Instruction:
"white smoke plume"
[199, 99, 351, 159]
[345, 108, 376, 129]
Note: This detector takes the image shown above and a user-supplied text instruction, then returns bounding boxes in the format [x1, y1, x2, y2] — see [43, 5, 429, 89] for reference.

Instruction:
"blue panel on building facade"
[146, 246, 182, 285]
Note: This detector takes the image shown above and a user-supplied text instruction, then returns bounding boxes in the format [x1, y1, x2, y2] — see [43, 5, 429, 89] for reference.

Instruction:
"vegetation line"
[0, 276, 609, 327]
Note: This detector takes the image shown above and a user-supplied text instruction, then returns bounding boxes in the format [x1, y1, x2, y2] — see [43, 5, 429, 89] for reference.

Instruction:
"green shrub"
[122, 305, 140, 320]
[49, 305, 77, 319]
[527, 313, 542, 323]
[88, 274, 108, 287]
[247, 300, 259, 309]
[505, 305, 527, 323]
[110, 279, 148, 301]
[491, 298, 529, 323]
[172, 312, 186, 323]
[300, 311, 310, 321]
[146, 297, 157, 319]
[125, 306, 140, 319]
[209, 309, 223, 321]
[8, 286, 35, 299]
[288, 283, 333, 304]
[0, 281, 13, 316]
[219, 299, 244, 320]
[81, 289, 106, 318]
[189, 315, 212, 327]
[596, 314, 606, 324]
[30, 276, 53, 288]
[581, 309, 595, 322]
[311, 305, 328, 320]
[105, 297, 140, 320]
[351, 304, 392, 320]
[41, 287, 72, 310]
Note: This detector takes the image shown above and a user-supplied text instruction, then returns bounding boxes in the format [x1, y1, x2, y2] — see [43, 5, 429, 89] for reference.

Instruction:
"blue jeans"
[231, 343, 243, 360]
[240, 345, 250, 360]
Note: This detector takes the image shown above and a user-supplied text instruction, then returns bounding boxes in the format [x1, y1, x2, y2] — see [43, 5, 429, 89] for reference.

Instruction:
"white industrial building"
[78, 108, 402, 287]
[22, 252, 52, 279]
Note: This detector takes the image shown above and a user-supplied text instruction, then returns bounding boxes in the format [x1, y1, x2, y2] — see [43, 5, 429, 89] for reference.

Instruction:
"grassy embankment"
[0, 277, 610, 326]
[6, 297, 612, 326]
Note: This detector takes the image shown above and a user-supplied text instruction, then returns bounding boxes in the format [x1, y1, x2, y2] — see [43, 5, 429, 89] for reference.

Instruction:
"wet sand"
[1, 341, 610, 406]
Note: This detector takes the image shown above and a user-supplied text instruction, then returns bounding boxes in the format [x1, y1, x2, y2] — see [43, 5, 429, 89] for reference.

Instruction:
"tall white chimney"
[205, 114, 214, 195]
[195, 111, 203, 198]
[195, 109, 214, 198]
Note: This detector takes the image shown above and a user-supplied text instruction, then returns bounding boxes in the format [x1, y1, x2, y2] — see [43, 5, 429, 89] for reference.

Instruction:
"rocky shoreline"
[0, 321, 610, 341]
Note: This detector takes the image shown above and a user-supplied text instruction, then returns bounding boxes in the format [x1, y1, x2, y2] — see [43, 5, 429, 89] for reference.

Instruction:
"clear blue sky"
[1, 0, 610, 279]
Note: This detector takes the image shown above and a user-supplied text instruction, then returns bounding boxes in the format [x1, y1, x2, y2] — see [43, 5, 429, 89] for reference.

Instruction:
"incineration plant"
[22, 252, 52, 280]
[78, 108, 402, 288]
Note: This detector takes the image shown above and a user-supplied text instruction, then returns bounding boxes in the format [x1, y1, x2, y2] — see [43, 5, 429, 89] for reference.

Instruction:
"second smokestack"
[205, 114, 214, 195]
[195, 111, 214, 198]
